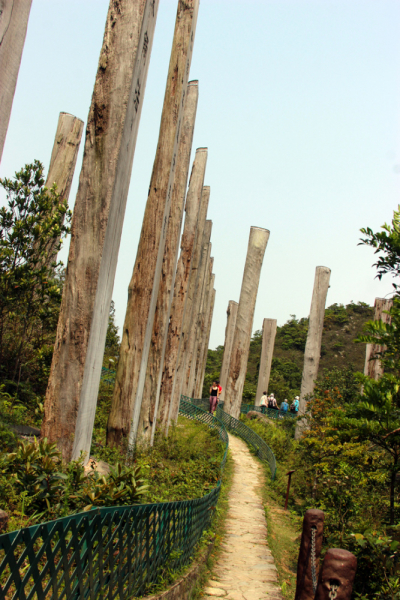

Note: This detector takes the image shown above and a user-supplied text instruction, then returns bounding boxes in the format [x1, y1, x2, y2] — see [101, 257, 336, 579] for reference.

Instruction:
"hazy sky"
[1, 0, 400, 349]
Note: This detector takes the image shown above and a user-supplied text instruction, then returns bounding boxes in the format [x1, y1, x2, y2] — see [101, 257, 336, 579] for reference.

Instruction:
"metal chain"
[328, 583, 339, 600]
[310, 525, 317, 593]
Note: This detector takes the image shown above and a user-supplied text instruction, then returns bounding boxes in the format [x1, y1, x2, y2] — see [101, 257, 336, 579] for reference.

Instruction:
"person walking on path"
[280, 398, 289, 415]
[209, 381, 219, 414]
[269, 393, 278, 410]
[260, 391, 268, 414]
[291, 396, 299, 413]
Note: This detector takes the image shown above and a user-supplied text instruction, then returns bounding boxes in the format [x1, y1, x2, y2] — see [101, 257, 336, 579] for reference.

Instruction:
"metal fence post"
[314, 548, 357, 600]
[294, 509, 325, 600]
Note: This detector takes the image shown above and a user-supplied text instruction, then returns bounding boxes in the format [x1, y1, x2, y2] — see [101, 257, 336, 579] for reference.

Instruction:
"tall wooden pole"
[0, 0, 32, 162]
[364, 297, 393, 380]
[44, 112, 84, 261]
[218, 301, 238, 404]
[255, 318, 277, 405]
[224, 227, 270, 419]
[168, 206, 211, 422]
[42, 0, 159, 462]
[194, 273, 215, 398]
[197, 286, 216, 398]
[182, 222, 212, 396]
[157, 170, 208, 433]
[295, 266, 331, 440]
[138, 80, 199, 445]
[189, 257, 213, 397]
[107, 0, 199, 451]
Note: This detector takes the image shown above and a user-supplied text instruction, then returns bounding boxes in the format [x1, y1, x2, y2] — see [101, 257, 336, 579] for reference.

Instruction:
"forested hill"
[203, 302, 374, 402]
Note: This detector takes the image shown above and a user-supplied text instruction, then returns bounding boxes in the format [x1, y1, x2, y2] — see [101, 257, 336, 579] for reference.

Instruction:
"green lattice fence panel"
[183, 397, 277, 480]
[0, 401, 228, 600]
[186, 396, 296, 420]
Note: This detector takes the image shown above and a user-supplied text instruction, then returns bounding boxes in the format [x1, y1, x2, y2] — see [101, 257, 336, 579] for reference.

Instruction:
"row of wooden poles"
[0, 0, 390, 464]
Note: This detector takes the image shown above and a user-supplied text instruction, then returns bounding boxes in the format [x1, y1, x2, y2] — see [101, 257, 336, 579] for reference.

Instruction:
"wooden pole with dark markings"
[255, 318, 277, 406]
[364, 297, 393, 380]
[157, 164, 208, 433]
[107, 0, 200, 451]
[0, 0, 32, 162]
[224, 227, 269, 419]
[138, 80, 199, 445]
[42, 0, 159, 462]
[218, 301, 238, 404]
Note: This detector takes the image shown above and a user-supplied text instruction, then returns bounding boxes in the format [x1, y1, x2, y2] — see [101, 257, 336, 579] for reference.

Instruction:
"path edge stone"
[142, 536, 215, 600]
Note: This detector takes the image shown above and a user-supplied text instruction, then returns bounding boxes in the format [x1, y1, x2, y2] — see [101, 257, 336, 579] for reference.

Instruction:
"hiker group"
[259, 392, 299, 415]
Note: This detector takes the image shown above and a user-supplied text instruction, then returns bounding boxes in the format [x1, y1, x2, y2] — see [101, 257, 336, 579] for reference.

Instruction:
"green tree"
[0, 160, 71, 406]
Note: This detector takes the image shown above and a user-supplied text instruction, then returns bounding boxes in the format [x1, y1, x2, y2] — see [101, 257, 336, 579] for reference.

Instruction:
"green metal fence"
[0, 400, 228, 600]
[182, 396, 277, 480]
[185, 397, 296, 420]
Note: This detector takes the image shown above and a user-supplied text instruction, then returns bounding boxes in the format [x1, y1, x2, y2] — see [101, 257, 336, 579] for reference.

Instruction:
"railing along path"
[0, 398, 276, 600]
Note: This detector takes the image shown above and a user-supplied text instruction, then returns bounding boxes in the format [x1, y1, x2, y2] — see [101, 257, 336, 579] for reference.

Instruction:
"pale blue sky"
[1, 0, 400, 348]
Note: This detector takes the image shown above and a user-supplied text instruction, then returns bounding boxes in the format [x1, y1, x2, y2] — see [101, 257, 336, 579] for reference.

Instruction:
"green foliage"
[136, 418, 225, 503]
[278, 315, 309, 351]
[360, 204, 400, 291]
[0, 161, 71, 417]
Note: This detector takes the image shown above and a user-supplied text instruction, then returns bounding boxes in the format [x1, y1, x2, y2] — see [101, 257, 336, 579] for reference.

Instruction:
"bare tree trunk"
[197, 286, 216, 398]
[0, 0, 32, 163]
[182, 222, 212, 397]
[218, 301, 238, 404]
[137, 80, 198, 446]
[295, 266, 331, 440]
[189, 258, 213, 397]
[157, 166, 208, 433]
[44, 112, 84, 262]
[42, 0, 159, 462]
[107, 0, 199, 451]
[168, 204, 211, 422]
[255, 318, 277, 405]
[194, 272, 215, 398]
[364, 297, 393, 380]
[224, 227, 269, 419]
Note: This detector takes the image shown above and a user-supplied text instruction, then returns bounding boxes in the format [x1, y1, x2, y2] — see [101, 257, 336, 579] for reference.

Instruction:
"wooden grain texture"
[218, 301, 238, 404]
[42, 0, 159, 462]
[194, 272, 215, 398]
[189, 258, 213, 397]
[196, 286, 216, 398]
[168, 187, 210, 425]
[255, 318, 277, 405]
[364, 297, 393, 380]
[107, 0, 199, 450]
[44, 112, 84, 262]
[0, 0, 32, 162]
[182, 222, 212, 397]
[137, 80, 198, 446]
[296, 266, 331, 439]
[224, 227, 269, 419]
[157, 156, 207, 433]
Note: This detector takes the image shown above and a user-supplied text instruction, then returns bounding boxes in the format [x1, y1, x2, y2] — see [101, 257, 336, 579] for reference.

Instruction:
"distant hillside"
[202, 301, 373, 402]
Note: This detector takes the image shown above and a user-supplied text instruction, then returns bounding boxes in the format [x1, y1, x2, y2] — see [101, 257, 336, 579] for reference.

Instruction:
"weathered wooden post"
[189, 260, 213, 397]
[294, 509, 325, 600]
[218, 301, 238, 404]
[42, 0, 160, 462]
[107, 0, 200, 451]
[182, 223, 212, 397]
[295, 266, 331, 440]
[158, 175, 208, 433]
[197, 286, 216, 398]
[44, 113, 84, 261]
[0, 0, 32, 162]
[194, 274, 215, 398]
[168, 210, 211, 421]
[255, 318, 277, 406]
[224, 227, 270, 419]
[314, 549, 357, 600]
[364, 297, 393, 380]
[139, 79, 199, 445]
